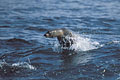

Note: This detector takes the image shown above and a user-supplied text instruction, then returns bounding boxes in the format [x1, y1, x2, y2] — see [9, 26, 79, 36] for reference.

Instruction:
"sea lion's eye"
[47, 31, 50, 34]
[47, 31, 52, 35]
[47, 31, 50, 33]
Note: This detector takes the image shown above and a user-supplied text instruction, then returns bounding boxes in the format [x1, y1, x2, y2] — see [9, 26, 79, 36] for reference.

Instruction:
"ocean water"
[0, 0, 120, 80]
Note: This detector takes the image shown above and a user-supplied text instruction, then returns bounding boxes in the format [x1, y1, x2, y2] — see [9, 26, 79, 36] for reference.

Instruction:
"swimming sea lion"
[44, 28, 74, 48]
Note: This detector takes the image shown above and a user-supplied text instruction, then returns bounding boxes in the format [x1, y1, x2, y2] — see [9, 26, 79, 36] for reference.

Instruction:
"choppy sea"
[0, 0, 120, 80]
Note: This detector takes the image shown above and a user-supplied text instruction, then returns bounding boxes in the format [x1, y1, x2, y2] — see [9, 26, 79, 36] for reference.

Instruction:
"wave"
[0, 61, 36, 75]
[7, 38, 31, 44]
[25, 27, 48, 32]
[12, 62, 36, 70]
[0, 26, 10, 28]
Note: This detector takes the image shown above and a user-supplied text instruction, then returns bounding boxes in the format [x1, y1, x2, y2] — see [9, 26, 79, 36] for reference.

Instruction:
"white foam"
[112, 40, 120, 44]
[12, 62, 36, 70]
[101, 40, 120, 46]
[70, 34, 101, 51]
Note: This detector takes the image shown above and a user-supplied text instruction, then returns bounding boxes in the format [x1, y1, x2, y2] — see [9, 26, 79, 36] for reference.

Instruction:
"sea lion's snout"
[44, 33, 49, 37]
[44, 30, 56, 38]
[44, 31, 53, 38]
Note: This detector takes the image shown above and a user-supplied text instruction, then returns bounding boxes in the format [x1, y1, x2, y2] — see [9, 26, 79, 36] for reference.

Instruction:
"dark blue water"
[0, 0, 120, 80]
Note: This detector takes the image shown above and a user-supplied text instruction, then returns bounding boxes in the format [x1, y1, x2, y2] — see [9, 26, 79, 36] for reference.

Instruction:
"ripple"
[7, 38, 31, 44]
[25, 27, 48, 32]
[0, 26, 10, 28]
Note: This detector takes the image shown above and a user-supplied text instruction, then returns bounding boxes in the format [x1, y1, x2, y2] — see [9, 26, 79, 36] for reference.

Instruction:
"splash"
[69, 34, 101, 51]
[102, 40, 120, 46]
[12, 62, 36, 70]
[0, 61, 36, 71]
[112, 40, 120, 44]
[52, 33, 101, 52]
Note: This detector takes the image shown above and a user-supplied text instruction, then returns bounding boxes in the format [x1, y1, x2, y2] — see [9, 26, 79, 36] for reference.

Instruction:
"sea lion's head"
[44, 29, 64, 38]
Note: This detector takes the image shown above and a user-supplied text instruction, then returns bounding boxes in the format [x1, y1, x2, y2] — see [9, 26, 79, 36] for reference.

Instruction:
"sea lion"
[44, 28, 74, 48]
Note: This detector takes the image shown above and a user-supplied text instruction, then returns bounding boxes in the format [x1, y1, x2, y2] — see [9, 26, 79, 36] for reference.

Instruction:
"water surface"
[0, 0, 120, 80]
